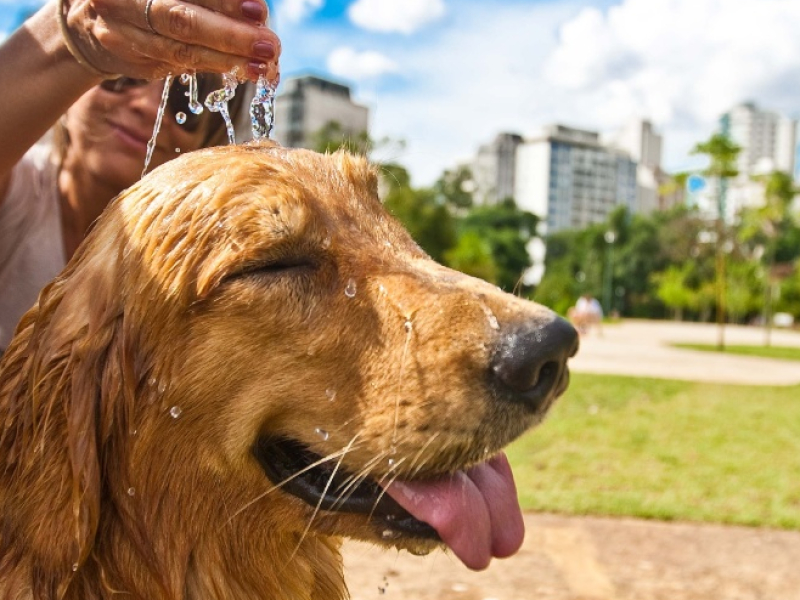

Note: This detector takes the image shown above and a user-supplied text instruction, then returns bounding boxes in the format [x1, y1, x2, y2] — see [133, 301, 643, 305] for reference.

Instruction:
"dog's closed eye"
[223, 258, 318, 287]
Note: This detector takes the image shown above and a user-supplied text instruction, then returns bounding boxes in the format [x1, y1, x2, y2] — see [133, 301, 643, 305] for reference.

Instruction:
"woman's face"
[64, 79, 214, 191]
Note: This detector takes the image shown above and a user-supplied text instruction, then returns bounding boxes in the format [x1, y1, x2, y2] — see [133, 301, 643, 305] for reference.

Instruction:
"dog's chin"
[252, 437, 441, 544]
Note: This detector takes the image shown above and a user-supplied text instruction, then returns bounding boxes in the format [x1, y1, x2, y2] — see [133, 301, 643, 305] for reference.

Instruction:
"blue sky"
[3, 0, 800, 185]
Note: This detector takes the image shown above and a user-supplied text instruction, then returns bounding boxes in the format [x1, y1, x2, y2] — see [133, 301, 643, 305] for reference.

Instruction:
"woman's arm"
[0, 0, 280, 202]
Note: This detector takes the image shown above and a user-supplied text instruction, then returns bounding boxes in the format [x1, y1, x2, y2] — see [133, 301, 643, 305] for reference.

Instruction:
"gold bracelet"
[56, 0, 121, 79]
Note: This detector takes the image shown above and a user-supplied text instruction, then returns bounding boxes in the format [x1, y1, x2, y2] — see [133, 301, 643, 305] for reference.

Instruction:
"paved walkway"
[568, 319, 800, 385]
[343, 320, 800, 599]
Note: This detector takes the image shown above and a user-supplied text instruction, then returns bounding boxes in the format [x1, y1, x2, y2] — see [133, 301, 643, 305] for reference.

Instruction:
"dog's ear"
[0, 216, 131, 586]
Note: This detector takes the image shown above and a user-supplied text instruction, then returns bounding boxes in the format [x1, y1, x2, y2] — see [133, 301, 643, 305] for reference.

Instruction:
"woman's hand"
[60, 0, 280, 81]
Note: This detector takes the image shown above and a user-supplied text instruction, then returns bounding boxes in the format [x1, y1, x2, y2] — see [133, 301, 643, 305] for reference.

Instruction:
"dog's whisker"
[222, 447, 354, 527]
[290, 441, 353, 561]
[392, 318, 416, 448]
[407, 432, 442, 478]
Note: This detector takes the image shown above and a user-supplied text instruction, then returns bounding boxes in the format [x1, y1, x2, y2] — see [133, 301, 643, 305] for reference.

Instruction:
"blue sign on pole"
[687, 174, 706, 194]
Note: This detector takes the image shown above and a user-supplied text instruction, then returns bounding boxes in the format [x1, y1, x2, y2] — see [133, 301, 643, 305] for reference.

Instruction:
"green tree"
[458, 198, 539, 292]
[383, 186, 457, 263]
[435, 165, 475, 211]
[652, 263, 695, 320]
[691, 133, 741, 348]
[443, 231, 498, 284]
[310, 120, 372, 155]
[739, 170, 799, 343]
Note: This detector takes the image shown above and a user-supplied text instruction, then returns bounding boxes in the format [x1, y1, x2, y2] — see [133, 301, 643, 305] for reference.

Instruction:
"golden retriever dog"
[0, 142, 578, 600]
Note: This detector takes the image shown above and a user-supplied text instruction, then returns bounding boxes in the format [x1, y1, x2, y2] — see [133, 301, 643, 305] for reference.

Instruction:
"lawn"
[507, 372, 800, 529]
[672, 343, 800, 361]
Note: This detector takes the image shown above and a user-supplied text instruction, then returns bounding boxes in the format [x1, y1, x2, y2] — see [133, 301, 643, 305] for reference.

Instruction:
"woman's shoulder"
[1, 142, 60, 227]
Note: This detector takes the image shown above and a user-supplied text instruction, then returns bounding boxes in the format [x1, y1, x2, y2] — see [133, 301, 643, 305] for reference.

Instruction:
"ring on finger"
[145, 0, 157, 34]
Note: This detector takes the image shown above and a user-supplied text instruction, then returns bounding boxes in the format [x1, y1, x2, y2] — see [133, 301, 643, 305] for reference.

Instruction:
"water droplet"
[325, 389, 337, 402]
[404, 320, 412, 333]
[175, 147, 181, 154]
[409, 547, 433, 557]
[130, 428, 138, 436]
[187, 72, 204, 115]
[158, 380, 167, 395]
[321, 235, 332, 249]
[127, 487, 135, 496]
[381, 529, 399, 540]
[180, 73, 191, 85]
[484, 447, 490, 455]
[378, 284, 387, 295]
[72, 562, 79, 572]
[148, 377, 157, 388]
[315, 428, 329, 441]
[176, 111, 187, 124]
[387, 458, 396, 468]
[344, 279, 357, 298]
[143, 74, 173, 177]
[170, 406, 182, 419]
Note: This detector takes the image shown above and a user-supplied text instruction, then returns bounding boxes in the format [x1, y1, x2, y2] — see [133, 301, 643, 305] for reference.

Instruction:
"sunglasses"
[100, 75, 223, 132]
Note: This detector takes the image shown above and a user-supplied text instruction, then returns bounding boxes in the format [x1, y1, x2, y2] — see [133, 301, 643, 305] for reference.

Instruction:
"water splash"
[187, 73, 204, 115]
[142, 74, 173, 177]
[250, 73, 278, 140]
[205, 70, 239, 145]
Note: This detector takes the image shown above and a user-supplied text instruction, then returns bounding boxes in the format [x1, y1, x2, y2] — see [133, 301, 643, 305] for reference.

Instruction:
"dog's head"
[0, 142, 577, 596]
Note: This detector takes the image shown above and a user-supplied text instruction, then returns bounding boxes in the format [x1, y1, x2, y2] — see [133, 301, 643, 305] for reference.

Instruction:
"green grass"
[672, 343, 800, 361]
[507, 373, 800, 529]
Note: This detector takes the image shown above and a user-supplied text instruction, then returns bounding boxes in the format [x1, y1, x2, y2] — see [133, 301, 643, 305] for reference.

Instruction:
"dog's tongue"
[384, 453, 524, 570]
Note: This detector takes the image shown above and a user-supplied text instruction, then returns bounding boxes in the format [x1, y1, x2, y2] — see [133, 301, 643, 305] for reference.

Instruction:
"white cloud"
[327, 47, 398, 80]
[545, 0, 800, 130]
[354, 0, 800, 185]
[275, 0, 324, 24]
[348, 0, 445, 34]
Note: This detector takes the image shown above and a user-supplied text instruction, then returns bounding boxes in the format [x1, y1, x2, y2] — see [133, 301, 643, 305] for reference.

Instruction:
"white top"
[0, 145, 65, 351]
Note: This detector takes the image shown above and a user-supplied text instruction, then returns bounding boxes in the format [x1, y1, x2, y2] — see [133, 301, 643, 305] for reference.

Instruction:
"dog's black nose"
[490, 316, 579, 411]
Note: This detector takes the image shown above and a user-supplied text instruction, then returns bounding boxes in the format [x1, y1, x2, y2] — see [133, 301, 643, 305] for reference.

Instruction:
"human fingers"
[140, 0, 281, 76]
[98, 11, 279, 81]
[63, 0, 279, 80]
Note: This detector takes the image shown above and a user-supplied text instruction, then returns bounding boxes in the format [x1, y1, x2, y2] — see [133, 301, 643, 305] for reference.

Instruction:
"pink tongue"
[384, 453, 524, 570]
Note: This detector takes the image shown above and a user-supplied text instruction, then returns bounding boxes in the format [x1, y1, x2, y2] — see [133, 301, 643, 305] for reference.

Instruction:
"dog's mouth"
[252, 436, 526, 570]
[252, 437, 439, 540]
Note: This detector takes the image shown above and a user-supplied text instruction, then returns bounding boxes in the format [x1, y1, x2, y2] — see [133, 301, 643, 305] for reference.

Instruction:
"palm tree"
[691, 133, 742, 350]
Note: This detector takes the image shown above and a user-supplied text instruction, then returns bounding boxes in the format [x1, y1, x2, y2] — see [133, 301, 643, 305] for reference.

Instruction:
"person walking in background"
[568, 294, 603, 335]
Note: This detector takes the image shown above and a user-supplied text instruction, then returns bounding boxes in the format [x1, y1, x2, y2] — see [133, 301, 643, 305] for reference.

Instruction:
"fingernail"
[252, 41, 276, 60]
[241, 0, 266, 23]
[246, 60, 268, 80]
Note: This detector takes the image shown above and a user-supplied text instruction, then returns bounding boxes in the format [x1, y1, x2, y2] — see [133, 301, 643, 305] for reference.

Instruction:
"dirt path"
[344, 513, 800, 600]
[343, 321, 800, 599]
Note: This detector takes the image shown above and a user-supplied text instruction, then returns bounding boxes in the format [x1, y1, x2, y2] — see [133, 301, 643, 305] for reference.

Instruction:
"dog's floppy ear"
[0, 216, 132, 588]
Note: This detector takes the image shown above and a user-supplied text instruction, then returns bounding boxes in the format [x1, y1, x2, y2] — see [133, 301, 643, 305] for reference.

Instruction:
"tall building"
[471, 133, 523, 205]
[273, 75, 369, 150]
[721, 102, 797, 177]
[605, 119, 667, 213]
[700, 102, 800, 217]
[515, 125, 637, 234]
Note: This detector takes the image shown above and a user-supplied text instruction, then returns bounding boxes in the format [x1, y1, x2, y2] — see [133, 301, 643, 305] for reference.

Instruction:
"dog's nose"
[490, 316, 579, 411]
